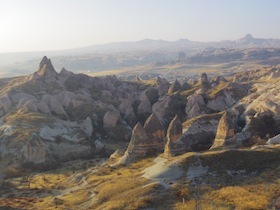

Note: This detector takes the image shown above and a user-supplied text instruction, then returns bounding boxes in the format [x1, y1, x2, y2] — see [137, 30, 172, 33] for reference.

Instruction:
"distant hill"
[1, 34, 280, 77]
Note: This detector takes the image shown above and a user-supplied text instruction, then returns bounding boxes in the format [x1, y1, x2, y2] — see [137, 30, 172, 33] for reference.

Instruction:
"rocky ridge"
[0, 56, 280, 172]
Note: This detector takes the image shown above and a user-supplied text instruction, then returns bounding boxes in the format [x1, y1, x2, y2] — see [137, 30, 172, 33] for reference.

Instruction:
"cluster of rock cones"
[118, 110, 238, 164]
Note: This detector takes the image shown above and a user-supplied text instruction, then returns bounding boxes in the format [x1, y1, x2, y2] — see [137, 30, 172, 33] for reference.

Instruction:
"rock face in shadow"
[179, 113, 222, 151]
[185, 94, 207, 119]
[168, 79, 181, 94]
[210, 111, 236, 150]
[198, 72, 210, 94]
[164, 115, 184, 157]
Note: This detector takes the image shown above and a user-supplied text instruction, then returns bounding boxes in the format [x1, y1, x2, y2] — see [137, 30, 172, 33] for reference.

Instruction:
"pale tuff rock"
[199, 72, 210, 93]
[119, 113, 165, 164]
[164, 115, 184, 157]
[59, 67, 73, 77]
[201, 73, 209, 83]
[94, 139, 105, 152]
[168, 79, 181, 94]
[143, 113, 165, 151]
[125, 123, 149, 155]
[42, 94, 67, 117]
[80, 117, 93, 137]
[118, 100, 136, 121]
[179, 113, 222, 151]
[118, 123, 148, 164]
[103, 110, 120, 127]
[138, 90, 152, 115]
[152, 95, 172, 120]
[36, 56, 58, 82]
[23, 135, 46, 163]
[210, 111, 236, 150]
[185, 94, 206, 119]
[109, 149, 123, 160]
[211, 76, 227, 87]
[207, 90, 237, 112]
[155, 76, 170, 96]
[266, 134, 280, 145]
[0, 95, 12, 117]
[138, 99, 152, 115]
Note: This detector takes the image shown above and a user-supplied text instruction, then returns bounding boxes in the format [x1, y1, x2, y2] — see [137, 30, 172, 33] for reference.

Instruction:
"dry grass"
[205, 183, 280, 209]
[1, 147, 279, 210]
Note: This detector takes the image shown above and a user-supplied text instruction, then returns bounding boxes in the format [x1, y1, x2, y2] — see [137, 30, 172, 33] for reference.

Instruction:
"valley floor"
[1, 146, 280, 210]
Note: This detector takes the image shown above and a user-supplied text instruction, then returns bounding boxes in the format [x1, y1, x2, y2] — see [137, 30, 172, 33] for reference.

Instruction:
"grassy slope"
[0, 146, 279, 210]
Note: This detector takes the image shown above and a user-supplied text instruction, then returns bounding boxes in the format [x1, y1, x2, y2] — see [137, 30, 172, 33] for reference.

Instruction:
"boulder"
[80, 117, 93, 137]
[42, 95, 67, 117]
[103, 110, 120, 127]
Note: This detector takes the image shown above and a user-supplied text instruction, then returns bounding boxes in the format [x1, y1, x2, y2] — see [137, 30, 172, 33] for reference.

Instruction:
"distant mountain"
[80, 34, 280, 53]
[1, 34, 280, 77]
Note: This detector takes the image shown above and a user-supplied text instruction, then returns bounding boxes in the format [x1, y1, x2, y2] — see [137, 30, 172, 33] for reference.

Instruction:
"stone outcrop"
[168, 79, 181, 94]
[80, 117, 93, 137]
[179, 113, 222, 151]
[266, 134, 280, 145]
[138, 90, 152, 115]
[185, 94, 206, 118]
[156, 77, 170, 96]
[211, 76, 227, 87]
[210, 111, 236, 150]
[23, 136, 46, 163]
[118, 113, 165, 164]
[118, 122, 148, 164]
[143, 113, 165, 151]
[152, 95, 172, 120]
[199, 72, 210, 93]
[42, 95, 67, 117]
[207, 82, 247, 112]
[164, 115, 184, 157]
[103, 110, 120, 127]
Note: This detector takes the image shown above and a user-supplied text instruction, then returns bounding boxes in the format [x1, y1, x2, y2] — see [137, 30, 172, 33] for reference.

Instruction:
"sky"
[0, 0, 280, 52]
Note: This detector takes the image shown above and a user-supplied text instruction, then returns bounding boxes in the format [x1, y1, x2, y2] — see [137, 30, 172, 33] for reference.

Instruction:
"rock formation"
[168, 79, 181, 94]
[118, 113, 165, 164]
[143, 113, 165, 151]
[210, 111, 236, 150]
[164, 115, 184, 157]
[1, 55, 280, 173]
[118, 122, 148, 164]
[156, 76, 170, 96]
[179, 113, 223, 151]
[266, 134, 280, 145]
[198, 72, 210, 93]
[185, 94, 206, 118]
[103, 110, 120, 127]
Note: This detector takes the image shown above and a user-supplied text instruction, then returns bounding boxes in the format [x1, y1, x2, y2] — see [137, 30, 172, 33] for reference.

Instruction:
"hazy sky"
[1, 0, 280, 52]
